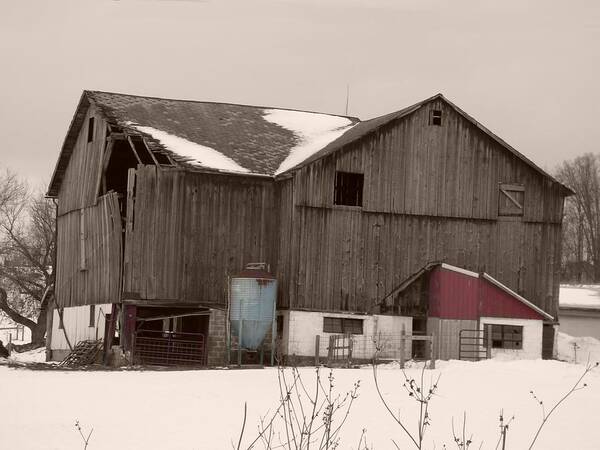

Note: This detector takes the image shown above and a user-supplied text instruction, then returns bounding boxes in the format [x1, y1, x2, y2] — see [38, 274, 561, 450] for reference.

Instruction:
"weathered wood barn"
[46, 91, 572, 364]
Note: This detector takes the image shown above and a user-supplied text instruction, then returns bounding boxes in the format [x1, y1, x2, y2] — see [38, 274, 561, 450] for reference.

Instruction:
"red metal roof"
[428, 264, 552, 321]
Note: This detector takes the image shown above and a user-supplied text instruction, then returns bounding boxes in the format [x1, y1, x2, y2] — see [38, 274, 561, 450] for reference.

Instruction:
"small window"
[498, 183, 525, 217]
[87, 117, 95, 143]
[430, 110, 442, 126]
[484, 324, 523, 349]
[334, 171, 364, 207]
[323, 317, 363, 335]
[89, 304, 96, 327]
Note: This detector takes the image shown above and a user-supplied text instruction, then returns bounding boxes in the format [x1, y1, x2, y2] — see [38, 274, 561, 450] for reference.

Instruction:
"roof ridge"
[85, 90, 360, 121]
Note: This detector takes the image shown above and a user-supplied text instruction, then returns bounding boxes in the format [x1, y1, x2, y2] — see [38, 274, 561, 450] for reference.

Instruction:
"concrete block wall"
[285, 310, 412, 360]
[207, 308, 227, 366]
[480, 317, 543, 359]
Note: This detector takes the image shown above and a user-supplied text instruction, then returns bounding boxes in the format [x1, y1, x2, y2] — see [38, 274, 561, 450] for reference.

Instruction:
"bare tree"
[556, 154, 600, 282]
[0, 169, 55, 347]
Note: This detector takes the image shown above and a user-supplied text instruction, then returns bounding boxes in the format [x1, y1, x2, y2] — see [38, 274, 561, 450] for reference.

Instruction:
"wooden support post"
[486, 324, 492, 359]
[429, 336, 436, 370]
[270, 302, 277, 367]
[45, 300, 54, 362]
[314, 335, 320, 366]
[347, 334, 353, 365]
[7, 333, 11, 356]
[327, 335, 334, 363]
[400, 324, 406, 369]
[238, 319, 243, 367]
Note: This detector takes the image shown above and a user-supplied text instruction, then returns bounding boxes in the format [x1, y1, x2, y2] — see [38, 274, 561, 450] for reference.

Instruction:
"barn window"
[323, 317, 363, 335]
[484, 324, 523, 349]
[87, 117, 95, 143]
[334, 171, 364, 207]
[430, 110, 442, 126]
[498, 183, 525, 217]
[89, 304, 96, 327]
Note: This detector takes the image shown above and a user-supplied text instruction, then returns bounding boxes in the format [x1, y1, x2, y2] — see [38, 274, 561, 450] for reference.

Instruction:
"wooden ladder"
[59, 340, 103, 367]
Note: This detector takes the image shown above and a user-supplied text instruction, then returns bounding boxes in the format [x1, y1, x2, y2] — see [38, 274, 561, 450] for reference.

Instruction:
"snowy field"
[1, 339, 599, 450]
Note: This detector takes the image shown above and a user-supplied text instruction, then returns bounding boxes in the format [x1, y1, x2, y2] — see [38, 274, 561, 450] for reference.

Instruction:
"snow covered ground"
[1, 343, 599, 450]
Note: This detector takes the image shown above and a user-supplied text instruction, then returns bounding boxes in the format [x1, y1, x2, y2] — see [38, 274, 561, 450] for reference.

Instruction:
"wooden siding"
[122, 166, 278, 305]
[283, 100, 565, 318]
[427, 317, 477, 360]
[281, 207, 562, 318]
[57, 104, 108, 216]
[55, 193, 122, 307]
[294, 100, 564, 224]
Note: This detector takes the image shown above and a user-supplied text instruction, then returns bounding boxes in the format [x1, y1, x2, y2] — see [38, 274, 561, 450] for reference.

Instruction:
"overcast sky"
[1, 0, 599, 188]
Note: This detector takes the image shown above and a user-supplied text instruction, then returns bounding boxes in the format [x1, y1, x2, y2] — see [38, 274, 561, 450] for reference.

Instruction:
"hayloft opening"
[430, 110, 442, 126]
[334, 171, 364, 207]
[104, 139, 139, 197]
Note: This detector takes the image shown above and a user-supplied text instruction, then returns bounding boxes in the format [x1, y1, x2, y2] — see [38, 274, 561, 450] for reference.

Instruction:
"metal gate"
[458, 329, 489, 361]
[327, 334, 354, 365]
[133, 330, 207, 366]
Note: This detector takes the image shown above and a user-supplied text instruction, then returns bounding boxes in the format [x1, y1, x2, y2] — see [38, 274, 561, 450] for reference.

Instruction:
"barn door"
[542, 324, 555, 360]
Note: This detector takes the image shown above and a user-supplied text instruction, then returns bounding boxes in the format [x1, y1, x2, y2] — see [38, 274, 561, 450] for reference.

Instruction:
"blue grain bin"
[230, 267, 277, 350]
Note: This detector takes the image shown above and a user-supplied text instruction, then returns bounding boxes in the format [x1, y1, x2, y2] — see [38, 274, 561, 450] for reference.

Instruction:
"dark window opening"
[104, 140, 139, 198]
[89, 304, 96, 327]
[133, 306, 210, 366]
[87, 117, 95, 142]
[498, 183, 525, 217]
[129, 136, 155, 165]
[153, 151, 172, 165]
[430, 110, 442, 126]
[323, 317, 363, 335]
[484, 324, 523, 349]
[334, 171, 364, 207]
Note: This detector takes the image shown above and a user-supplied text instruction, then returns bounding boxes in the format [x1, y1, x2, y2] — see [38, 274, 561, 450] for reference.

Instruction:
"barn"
[46, 91, 571, 365]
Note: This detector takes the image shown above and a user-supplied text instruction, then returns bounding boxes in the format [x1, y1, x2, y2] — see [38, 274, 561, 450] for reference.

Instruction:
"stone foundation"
[207, 308, 227, 366]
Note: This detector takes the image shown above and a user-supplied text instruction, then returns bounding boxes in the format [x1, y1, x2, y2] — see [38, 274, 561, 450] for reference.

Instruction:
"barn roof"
[47, 91, 573, 197]
[47, 90, 359, 196]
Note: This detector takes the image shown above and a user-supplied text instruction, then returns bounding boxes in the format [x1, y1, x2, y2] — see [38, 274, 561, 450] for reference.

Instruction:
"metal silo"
[228, 263, 277, 365]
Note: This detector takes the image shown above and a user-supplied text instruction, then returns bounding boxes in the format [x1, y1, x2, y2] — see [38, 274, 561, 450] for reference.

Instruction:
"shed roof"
[381, 262, 554, 321]
[47, 91, 573, 197]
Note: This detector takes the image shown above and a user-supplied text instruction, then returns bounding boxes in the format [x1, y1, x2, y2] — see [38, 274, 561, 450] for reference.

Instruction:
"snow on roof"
[132, 125, 250, 174]
[560, 285, 600, 310]
[263, 109, 356, 175]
